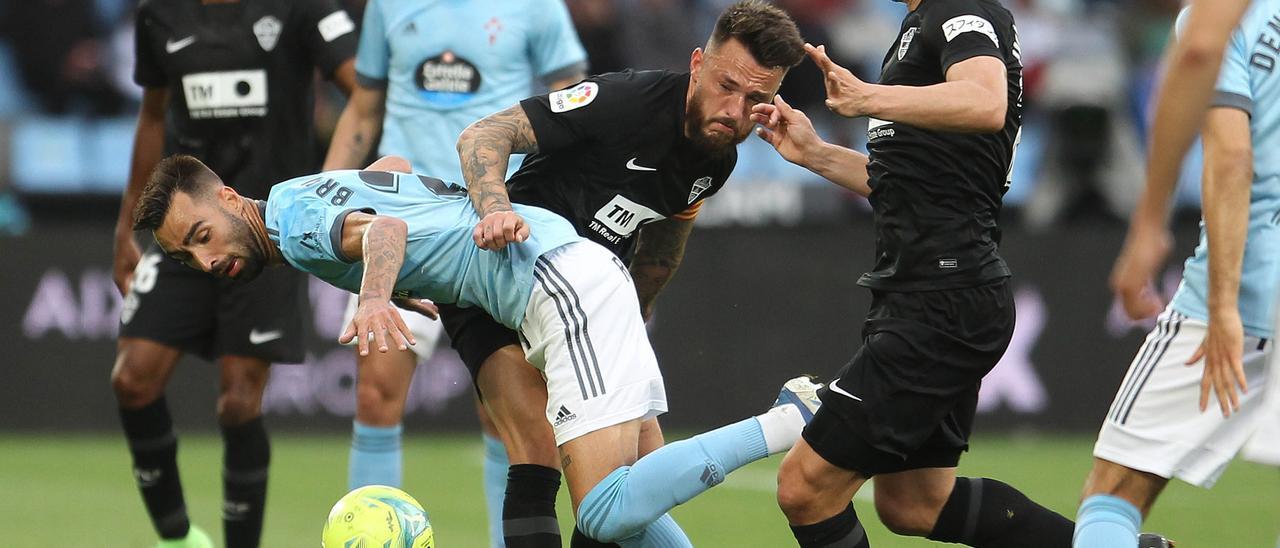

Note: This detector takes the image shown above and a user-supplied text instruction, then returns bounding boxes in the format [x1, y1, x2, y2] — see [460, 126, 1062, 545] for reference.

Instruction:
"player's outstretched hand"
[112, 236, 142, 296]
[1109, 222, 1172, 320]
[473, 210, 530, 250]
[805, 43, 872, 119]
[393, 297, 440, 320]
[752, 95, 823, 166]
[1187, 310, 1247, 417]
[339, 299, 417, 356]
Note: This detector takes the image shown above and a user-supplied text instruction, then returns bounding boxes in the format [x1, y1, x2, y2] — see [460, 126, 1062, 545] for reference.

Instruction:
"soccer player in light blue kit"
[321, 2, 586, 544]
[132, 153, 823, 547]
[1076, 3, 1280, 546]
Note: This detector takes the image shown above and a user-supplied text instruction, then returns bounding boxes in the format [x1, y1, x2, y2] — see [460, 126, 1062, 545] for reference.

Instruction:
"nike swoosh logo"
[166, 36, 197, 54]
[249, 329, 283, 345]
[626, 157, 657, 172]
[827, 378, 863, 401]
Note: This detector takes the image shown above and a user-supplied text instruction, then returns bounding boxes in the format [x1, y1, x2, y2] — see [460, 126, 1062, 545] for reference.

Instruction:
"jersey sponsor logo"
[897, 27, 918, 60]
[590, 195, 665, 244]
[253, 15, 282, 52]
[165, 35, 197, 54]
[688, 176, 712, 204]
[415, 51, 482, 106]
[249, 328, 284, 345]
[181, 70, 268, 119]
[549, 82, 598, 113]
[317, 10, 355, 43]
[938, 258, 958, 269]
[942, 14, 999, 47]
[625, 157, 657, 172]
[867, 118, 894, 140]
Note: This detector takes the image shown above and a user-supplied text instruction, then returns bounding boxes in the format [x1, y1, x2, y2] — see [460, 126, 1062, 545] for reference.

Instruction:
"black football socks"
[503, 464, 563, 547]
[570, 527, 622, 548]
[790, 504, 871, 547]
[221, 416, 270, 548]
[928, 477, 1073, 548]
[120, 397, 190, 539]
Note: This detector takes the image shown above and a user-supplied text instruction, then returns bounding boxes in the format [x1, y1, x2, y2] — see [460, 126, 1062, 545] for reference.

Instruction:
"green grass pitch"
[2, 433, 1276, 546]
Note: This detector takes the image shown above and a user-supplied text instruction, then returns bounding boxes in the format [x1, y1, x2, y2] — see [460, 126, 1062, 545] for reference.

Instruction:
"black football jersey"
[860, 0, 1023, 291]
[509, 70, 737, 259]
[134, 0, 357, 199]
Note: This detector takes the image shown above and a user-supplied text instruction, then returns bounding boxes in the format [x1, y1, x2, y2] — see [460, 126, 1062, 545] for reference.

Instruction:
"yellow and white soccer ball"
[322, 485, 435, 548]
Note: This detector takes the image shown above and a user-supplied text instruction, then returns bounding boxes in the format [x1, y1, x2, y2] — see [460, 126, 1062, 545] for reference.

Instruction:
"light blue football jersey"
[1170, 2, 1280, 338]
[266, 170, 582, 329]
[355, 0, 587, 179]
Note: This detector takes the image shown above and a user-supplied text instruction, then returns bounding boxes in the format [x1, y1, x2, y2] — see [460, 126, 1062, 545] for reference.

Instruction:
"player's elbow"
[1177, 33, 1229, 71]
[457, 121, 484, 155]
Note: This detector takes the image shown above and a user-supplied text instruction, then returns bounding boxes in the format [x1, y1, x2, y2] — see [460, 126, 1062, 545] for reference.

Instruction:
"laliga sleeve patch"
[942, 14, 998, 47]
[549, 82, 599, 113]
[317, 10, 355, 42]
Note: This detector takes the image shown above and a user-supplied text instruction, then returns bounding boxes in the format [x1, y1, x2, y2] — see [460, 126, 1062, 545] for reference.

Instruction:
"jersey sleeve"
[132, 6, 166, 88]
[296, 0, 358, 77]
[922, 0, 1005, 74]
[529, 0, 588, 85]
[273, 187, 371, 268]
[353, 0, 390, 87]
[519, 71, 647, 154]
[1213, 24, 1252, 114]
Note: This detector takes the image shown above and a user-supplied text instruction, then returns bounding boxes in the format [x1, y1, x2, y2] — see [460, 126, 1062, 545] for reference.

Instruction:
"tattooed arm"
[630, 218, 696, 321]
[324, 84, 387, 170]
[457, 104, 540, 250]
[336, 212, 416, 356]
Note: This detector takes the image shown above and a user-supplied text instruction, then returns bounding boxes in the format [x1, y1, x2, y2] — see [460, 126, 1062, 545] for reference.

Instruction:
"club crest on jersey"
[253, 15, 282, 52]
[550, 82, 598, 113]
[898, 27, 918, 60]
[688, 177, 713, 204]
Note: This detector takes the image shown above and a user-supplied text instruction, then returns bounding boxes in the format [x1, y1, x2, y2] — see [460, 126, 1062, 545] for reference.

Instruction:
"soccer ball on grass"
[322, 485, 435, 548]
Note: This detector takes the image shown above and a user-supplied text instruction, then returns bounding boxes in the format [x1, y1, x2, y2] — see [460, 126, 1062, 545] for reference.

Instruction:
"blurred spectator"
[0, 0, 129, 115]
[619, 0, 700, 72]
[567, 0, 628, 73]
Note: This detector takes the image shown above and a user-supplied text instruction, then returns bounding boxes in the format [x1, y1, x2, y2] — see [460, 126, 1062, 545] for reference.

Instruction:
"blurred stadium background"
[2, 0, 1276, 545]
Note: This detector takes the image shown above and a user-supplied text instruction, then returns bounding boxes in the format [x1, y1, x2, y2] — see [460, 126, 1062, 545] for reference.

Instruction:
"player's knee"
[354, 382, 403, 425]
[776, 460, 820, 521]
[109, 361, 164, 408]
[217, 387, 263, 425]
[874, 496, 933, 537]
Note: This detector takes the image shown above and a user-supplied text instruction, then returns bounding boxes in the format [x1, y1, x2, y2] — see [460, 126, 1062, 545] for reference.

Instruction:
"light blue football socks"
[1074, 494, 1141, 548]
[483, 432, 510, 547]
[348, 421, 402, 490]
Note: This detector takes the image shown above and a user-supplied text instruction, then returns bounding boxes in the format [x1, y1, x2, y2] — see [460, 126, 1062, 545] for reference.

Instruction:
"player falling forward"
[749, 0, 1099, 545]
[133, 154, 822, 547]
[1075, 3, 1280, 547]
[110, 1, 356, 546]
[320, 1, 586, 543]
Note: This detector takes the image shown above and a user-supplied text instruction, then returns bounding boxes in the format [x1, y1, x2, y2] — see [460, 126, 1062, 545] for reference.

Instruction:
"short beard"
[221, 207, 266, 284]
[685, 88, 747, 156]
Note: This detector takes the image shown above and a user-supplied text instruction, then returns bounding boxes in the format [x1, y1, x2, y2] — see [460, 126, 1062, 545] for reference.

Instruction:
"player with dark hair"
[749, 0, 1095, 545]
[452, 1, 805, 545]
[319, 2, 587, 544]
[110, 1, 356, 546]
[131, 153, 823, 548]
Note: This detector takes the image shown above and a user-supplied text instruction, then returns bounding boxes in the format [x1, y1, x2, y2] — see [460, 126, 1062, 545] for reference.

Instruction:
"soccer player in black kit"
[454, 2, 804, 546]
[752, 0, 1080, 547]
[110, 1, 356, 546]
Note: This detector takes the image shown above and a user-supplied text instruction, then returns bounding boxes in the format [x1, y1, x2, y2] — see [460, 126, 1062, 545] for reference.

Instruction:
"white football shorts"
[519, 240, 667, 446]
[341, 292, 444, 360]
[1094, 307, 1274, 487]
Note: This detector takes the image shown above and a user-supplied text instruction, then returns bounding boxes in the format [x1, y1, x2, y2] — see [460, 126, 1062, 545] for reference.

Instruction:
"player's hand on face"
[805, 43, 871, 119]
[1187, 309, 1248, 417]
[473, 210, 530, 250]
[112, 236, 142, 295]
[752, 95, 822, 165]
[339, 298, 417, 356]
[1109, 221, 1172, 320]
[393, 297, 440, 320]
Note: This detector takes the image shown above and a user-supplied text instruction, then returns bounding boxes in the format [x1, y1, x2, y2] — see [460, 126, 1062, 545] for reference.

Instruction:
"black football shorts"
[119, 243, 307, 363]
[438, 303, 522, 383]
[803, 279, 1014, 476]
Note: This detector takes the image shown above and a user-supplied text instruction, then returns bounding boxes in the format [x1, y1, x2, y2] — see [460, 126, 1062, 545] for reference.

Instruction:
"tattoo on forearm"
[360, 220, 405, 303]
[562, 454, 572, 470]
[630, 220, 694, 313]
[459, 105, 539, 216]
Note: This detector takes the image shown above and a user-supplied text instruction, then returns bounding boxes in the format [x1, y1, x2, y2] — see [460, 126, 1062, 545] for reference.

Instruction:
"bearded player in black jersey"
[751, 1, 1082, 547]
[453, 2, 804, 546]
[110, 1, 356, 546]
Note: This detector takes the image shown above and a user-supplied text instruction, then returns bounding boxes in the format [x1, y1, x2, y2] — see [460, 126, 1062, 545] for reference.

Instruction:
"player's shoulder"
[587, 69, 686, 104]
[544, 69, 683, 115]
[920, 0, 1013, 28]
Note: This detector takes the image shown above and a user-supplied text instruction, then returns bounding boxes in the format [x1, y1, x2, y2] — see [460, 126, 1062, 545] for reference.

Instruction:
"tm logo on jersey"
[550, 82, 598, 113]
[182, 70, 268, 119]
[590, 195, 664, 244]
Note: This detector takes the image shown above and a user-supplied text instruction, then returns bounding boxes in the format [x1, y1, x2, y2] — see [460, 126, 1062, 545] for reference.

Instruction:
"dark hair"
[710, 0, 805, 69]
[132, 154, 220, 231]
